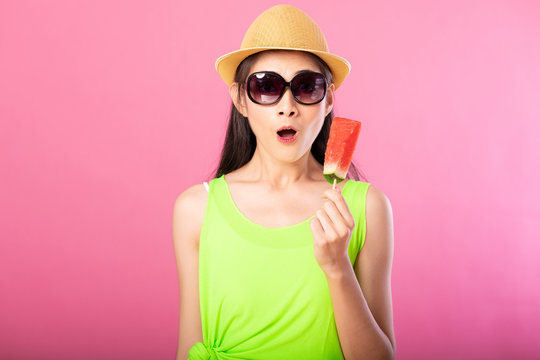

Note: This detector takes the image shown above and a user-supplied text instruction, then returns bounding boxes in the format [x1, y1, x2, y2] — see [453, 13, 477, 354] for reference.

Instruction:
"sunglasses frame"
[245, 70, 328, 106]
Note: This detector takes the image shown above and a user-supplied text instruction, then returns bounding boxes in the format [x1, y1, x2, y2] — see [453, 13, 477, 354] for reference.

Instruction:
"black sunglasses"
[245, 70, 328, 105]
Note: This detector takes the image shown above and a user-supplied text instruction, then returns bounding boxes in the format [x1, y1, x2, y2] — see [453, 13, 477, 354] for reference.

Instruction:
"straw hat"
[215, 4, 351, 90]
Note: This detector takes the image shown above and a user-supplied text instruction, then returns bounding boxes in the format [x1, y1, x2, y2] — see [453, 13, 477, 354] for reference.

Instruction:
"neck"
[241, 146, 322, 189]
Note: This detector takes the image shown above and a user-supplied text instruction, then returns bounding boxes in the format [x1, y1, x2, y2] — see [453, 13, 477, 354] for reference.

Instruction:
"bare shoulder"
[174, 182, 208, 209]
[363, 183, 394, 255]
[365, 184, 393, 224]
[172, 183, 209, 248]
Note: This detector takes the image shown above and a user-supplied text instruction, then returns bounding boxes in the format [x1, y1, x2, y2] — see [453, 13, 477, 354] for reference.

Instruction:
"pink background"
[1, 0, 539, 359]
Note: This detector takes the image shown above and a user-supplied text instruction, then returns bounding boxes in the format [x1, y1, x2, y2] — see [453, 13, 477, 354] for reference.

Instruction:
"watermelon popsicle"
[323, 117, 362, 190]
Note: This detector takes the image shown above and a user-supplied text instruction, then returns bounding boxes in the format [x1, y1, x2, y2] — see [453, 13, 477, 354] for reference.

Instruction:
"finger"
[309, 217, 325, 243]
[323, 189, 355, 229]
[316, 208, 337, 239]
[323, 200, 352, 239]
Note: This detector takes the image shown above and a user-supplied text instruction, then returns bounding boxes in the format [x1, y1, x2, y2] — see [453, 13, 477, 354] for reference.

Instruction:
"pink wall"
[1, 0, 539, 359]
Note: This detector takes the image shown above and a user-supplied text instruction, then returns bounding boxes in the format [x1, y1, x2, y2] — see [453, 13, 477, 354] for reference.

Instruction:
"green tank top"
[188, 174, 370, 360]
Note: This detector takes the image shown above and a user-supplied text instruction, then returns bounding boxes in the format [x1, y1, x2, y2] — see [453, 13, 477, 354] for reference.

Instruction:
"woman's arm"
[311, 184, 395, 360]
[172, 185, 206, 360]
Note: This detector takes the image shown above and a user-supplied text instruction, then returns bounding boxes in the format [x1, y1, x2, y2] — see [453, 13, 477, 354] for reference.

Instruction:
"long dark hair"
[210, 50, 368, 182]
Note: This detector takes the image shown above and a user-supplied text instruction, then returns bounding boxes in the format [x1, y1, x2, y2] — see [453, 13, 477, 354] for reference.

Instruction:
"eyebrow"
[255, 69, 319, 77]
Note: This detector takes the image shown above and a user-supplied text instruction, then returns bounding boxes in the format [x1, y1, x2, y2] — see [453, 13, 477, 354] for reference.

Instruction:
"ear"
[325, 83, 335, 117]
[229, 82, 248, 117]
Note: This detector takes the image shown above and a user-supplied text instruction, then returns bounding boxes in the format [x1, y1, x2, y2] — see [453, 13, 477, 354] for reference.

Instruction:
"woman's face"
[230, 50, 335, 164]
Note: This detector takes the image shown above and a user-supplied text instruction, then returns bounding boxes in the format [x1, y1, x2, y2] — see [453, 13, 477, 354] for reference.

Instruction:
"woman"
[173, 5, 395, 360]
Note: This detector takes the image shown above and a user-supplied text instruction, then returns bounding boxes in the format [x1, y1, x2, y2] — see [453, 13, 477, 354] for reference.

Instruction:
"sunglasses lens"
[291, 73, 326, 104]
[247, 73, 284, 104]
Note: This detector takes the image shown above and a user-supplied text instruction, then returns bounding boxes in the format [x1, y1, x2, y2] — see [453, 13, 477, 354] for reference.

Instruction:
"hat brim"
[215, 47, 351, 90]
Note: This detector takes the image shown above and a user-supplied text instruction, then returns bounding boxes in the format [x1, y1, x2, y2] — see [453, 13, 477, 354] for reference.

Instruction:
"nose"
[277, 86, 297, 117]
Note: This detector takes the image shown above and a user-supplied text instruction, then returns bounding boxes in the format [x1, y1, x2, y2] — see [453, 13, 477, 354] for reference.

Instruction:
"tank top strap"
[203, 181, 209, 192]
[341, 179, 371, 264]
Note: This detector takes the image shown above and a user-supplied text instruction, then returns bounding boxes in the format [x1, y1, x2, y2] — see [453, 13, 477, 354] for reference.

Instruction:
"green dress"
[188, 174, 370, 359]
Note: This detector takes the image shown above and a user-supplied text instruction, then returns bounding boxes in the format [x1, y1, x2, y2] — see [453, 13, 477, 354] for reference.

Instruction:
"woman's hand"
[309, 187, 356, 278]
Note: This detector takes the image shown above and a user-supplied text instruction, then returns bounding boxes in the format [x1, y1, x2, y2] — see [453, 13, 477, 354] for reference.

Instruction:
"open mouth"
[277, 128, 297, 138]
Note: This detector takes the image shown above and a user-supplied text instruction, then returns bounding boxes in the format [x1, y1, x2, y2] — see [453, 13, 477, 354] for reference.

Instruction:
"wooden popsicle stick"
[332, 177, 336, 190]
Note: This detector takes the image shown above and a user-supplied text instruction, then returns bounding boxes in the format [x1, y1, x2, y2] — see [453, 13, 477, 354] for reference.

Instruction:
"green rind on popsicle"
[324, 173, 344, 184]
